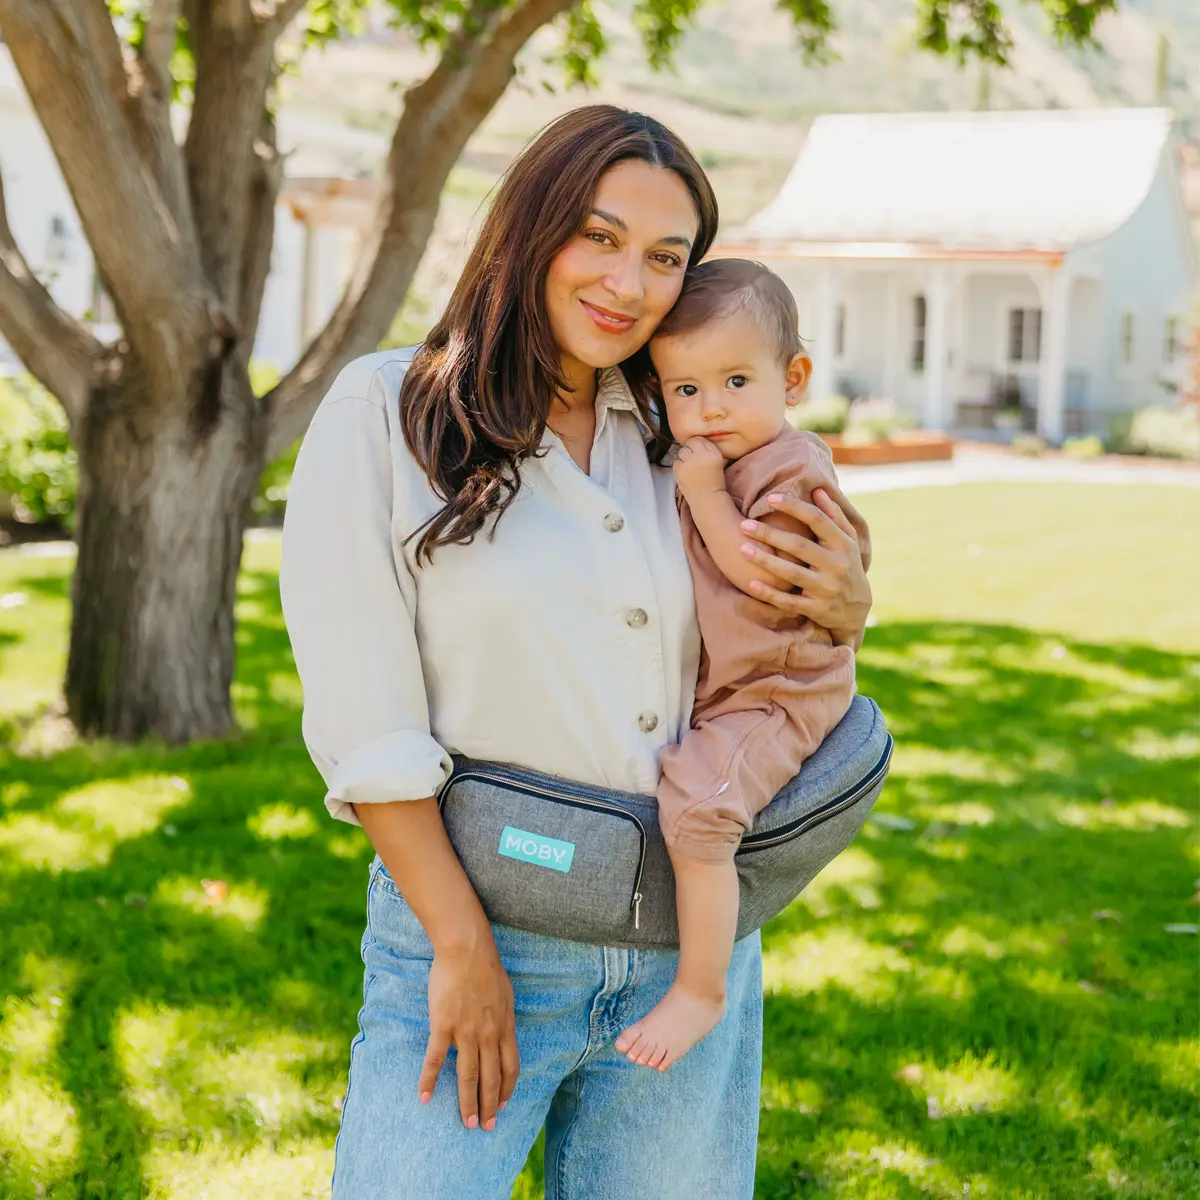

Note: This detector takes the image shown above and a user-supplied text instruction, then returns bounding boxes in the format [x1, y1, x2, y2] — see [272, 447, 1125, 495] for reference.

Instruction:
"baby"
[615, 259, 857, 1070]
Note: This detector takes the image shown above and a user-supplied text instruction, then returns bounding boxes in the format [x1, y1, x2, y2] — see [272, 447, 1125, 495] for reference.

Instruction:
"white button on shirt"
[280, 348, 701, 825]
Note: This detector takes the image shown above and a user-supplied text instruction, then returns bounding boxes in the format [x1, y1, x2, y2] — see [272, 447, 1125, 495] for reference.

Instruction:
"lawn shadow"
[0, 605, 1196, 1197]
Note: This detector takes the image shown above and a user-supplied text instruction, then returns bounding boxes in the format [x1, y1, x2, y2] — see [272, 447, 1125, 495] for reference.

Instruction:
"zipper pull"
[632, 892, 642, 930]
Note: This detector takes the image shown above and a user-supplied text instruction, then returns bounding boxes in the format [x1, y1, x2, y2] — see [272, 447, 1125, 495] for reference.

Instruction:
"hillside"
[279, 0, 1199, 340]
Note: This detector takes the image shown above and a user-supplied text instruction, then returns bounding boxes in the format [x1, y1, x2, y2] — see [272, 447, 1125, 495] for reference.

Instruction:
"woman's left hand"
[739, 486, 872, 649]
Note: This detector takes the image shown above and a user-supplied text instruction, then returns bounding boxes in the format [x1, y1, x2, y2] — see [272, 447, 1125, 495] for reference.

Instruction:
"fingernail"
[484, 1118, 496, 1131]
[467, 1114, 479, 1129]
[740, 544, 755, 557]
[499, 1101, 508, 1110]
[767, 494, 783, 504]
[740, 519, 757, 531]
[419, 1092, 431, 1105]
[749, 580, 764, 592]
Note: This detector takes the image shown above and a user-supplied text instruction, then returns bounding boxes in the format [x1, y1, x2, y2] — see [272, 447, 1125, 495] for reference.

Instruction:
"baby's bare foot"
[615, 984, 726, 1071]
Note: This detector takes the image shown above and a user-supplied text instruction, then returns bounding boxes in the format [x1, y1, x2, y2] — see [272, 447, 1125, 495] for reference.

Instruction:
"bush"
[788, 393, 851, 435]
[0, 376, 77, 527]
[1011, 434, 1047, 457]
[843, 396, 911, 443]
[1061, 436, 1105, 460]
[254, 438, 299, 518]
[1121, 405, 1200, 462]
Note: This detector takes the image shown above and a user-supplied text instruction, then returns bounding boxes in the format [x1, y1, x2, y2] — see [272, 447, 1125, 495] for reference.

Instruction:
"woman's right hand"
[355, 797, 521, 1132]
[420, 927, 520, 1131]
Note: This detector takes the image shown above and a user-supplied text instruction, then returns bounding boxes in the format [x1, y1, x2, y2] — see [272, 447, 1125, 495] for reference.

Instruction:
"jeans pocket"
[366, 857, 434, 966]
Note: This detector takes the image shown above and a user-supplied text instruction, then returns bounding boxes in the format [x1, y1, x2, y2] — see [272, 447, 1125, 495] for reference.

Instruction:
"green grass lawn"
[1, 482, 1197, 1199]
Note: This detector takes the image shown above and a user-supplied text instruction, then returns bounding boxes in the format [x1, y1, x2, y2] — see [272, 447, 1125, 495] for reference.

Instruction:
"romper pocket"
[439, 766, 648, 945]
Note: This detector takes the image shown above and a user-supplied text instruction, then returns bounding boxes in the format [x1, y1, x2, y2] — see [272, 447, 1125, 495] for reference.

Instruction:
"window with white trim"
[1007, 307, 1042, 364]
[910, 295, 926, 372]
[1120, 312, 1136, 365]
[1163, 316, 1180, 365]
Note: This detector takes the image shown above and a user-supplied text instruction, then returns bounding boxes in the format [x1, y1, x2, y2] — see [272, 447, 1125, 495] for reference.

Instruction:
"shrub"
[0, 376, 77, 527]
[1121, 405, 1200, 462]
[1061, 436, 1105, 460]
[788, 393, 851, 435]
[844, 396, 911, 443]
[1011, 434, 1047, 457]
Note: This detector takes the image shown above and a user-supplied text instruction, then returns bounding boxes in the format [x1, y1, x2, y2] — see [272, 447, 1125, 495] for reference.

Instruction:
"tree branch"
[237, 115, 285, 349]
[0, 166, 101, 428]
[142, 0, 181, 98]
[185, 4, 278, 325]
[265, 0, 576, 456]
[0, 0, 210, 381]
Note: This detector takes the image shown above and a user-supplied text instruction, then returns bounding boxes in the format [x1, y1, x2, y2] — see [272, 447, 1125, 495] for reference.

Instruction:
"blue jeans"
[331, 856, 763, 1199]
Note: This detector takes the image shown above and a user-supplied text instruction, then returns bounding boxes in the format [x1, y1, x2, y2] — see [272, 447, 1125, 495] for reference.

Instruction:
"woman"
[281, 105, 872, 1200]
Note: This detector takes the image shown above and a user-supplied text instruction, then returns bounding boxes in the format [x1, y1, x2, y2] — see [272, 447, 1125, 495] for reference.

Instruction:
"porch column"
[922, 265, 951, 430]
[882, 276, 900, 399]
[1037, 268, 1070, 442]
[810, 262, 839, 400]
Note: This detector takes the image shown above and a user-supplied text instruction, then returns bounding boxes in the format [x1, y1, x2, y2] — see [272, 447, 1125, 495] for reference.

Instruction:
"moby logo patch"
[498, 826, 574, 873]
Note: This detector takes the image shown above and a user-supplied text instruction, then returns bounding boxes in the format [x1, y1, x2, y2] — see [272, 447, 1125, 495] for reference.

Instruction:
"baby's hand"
[674, 436, 728, 499]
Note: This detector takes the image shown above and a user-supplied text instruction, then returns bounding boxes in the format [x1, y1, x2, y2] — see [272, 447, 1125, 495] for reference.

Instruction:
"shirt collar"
[595, 366, 650, 435]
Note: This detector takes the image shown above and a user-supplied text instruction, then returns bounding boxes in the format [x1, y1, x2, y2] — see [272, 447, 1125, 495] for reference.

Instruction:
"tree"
[0, 0, 1115, 744]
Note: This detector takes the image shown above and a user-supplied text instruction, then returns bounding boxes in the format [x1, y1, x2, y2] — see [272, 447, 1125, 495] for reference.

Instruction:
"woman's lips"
[580, 300, 637, 334]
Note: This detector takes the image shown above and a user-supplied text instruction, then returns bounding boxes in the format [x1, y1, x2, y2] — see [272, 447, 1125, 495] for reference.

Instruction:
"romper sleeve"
[279, 386, 452, 827]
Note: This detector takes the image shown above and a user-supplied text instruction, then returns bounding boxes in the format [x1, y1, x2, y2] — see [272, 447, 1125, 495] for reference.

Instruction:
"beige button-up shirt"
[280, 348, 700, 825]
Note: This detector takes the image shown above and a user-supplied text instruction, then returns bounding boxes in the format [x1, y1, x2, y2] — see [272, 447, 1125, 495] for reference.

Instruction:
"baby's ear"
[785, 352, 812, 403]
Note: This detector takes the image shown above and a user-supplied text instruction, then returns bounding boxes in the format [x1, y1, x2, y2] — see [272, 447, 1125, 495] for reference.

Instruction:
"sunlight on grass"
[795, 846, 882, 917]
[764, 929, 910, 1002]
[249, 802, 319, 841]
[761, 1073, 825, 1114]
[819, 1132, 984, 1200]
[1121, 727, 1200, 762]
[142, 1142, 333, 1199]
[900, 1051, 1023, 1117]
[0, 955, 80, 1183]
[1055, 799, 1193, 831]
[0, 774, 189, 871]
[153, 876, 270, 930]
[118, 1004, 342, 1168]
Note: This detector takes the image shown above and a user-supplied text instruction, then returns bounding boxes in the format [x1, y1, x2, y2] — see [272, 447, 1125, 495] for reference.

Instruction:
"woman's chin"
[563, 329, 647, 372]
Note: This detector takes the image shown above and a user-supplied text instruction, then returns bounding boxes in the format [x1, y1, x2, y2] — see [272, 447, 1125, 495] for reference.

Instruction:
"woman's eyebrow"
[590, 208, 694, 250]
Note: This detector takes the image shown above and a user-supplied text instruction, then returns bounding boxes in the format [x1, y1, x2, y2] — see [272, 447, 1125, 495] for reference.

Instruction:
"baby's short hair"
[654, 258, 802, 365]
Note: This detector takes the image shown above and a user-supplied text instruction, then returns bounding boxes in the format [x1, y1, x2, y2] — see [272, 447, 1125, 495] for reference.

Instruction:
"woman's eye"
[651, 252, 683, 268]
[727, 375, 748, 389]
[584, 230, 613, 246]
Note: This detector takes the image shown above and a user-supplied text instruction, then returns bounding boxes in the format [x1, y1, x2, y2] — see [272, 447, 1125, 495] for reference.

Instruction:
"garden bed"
[819, 430, 955, 466]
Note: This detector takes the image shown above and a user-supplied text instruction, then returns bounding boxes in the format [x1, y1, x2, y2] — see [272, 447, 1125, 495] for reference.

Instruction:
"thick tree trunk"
[65, 366, 266, 742]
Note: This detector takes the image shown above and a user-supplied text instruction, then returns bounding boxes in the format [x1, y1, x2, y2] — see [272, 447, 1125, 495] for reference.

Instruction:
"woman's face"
[545, 159, 700, 376]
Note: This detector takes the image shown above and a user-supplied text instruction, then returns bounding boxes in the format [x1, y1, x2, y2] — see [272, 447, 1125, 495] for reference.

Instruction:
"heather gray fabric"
[439, 694, 892, 950]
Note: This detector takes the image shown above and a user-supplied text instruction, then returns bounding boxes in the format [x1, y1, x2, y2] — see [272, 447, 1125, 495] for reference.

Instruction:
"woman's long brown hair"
[399, 105, 719, 561]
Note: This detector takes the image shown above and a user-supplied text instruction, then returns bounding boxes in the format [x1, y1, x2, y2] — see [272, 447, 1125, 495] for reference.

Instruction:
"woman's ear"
[785, 353, 812, 406]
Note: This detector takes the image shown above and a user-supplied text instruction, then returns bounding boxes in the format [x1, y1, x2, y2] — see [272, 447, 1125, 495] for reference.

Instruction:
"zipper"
[736, 735, 894, 855]
[443, 766, 649, 928]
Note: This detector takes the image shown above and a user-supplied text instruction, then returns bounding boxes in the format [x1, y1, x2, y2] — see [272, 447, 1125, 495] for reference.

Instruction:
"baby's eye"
[727, 375, 748, 389]
[676, 384, 697, 398]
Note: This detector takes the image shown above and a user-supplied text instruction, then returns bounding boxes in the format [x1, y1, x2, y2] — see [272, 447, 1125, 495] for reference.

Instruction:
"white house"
[0, 45, 371, 380]
[716, 108, 1198, 441]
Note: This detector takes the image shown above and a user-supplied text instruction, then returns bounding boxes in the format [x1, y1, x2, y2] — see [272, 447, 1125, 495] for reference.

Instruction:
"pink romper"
[658, 427, 858, 861]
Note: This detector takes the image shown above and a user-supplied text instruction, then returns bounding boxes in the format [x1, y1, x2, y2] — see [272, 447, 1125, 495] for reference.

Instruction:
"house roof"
[733, 108, 1176, 254]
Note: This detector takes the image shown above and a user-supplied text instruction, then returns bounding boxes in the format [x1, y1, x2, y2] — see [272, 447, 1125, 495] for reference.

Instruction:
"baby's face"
[650, 310, 809, 462]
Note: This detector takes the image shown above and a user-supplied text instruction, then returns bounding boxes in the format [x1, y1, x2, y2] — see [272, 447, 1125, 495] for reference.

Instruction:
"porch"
[761, 256, 1105, 443]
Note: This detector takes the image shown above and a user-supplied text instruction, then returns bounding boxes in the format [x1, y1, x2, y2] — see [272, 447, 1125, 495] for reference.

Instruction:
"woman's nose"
[603, 253, 644, 305]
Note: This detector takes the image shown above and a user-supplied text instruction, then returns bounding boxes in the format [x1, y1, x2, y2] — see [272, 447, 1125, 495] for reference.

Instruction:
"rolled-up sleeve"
[280, 391, 451, 826]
